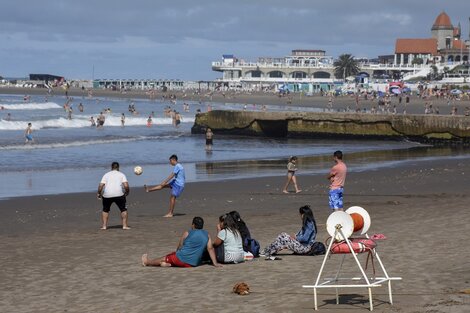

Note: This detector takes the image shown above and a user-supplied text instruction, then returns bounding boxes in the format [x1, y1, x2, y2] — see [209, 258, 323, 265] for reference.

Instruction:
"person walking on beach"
[97, 162, 130, 230]
[205, 128, 213, 152]
[282, 156, 301, 194]
[327, 150, 347, 211]
[142, 216, 221, 267]
[24, 123, 34, 144]
[145, 154, 185, 218]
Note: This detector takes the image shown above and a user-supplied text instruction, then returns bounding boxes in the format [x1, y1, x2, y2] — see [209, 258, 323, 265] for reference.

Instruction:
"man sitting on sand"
[145, 154, 185, 217]
[142, 216, 221, 268]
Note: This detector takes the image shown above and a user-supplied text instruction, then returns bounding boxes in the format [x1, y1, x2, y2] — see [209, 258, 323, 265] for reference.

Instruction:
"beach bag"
[244, 237, 260, 257]
[308, 241, 326, 256]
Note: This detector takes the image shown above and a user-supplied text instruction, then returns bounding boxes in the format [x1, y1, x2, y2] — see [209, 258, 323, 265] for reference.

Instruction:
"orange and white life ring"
[330, 238, 377, 254]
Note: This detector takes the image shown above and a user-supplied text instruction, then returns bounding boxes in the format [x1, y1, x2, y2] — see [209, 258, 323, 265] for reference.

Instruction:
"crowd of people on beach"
[97, 149, 348, 268]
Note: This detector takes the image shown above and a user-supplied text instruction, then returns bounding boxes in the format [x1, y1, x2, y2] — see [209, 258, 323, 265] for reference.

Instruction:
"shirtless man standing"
[25, 123, 34, 144]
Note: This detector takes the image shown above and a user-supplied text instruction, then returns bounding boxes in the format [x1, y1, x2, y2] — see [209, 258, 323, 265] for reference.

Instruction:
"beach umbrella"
[450, 89, 462, 95]
[390, 87, 401, 94]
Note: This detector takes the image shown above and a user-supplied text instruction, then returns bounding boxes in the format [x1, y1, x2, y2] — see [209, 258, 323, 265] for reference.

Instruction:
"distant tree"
[334, 54, 360, 79]
[412, 58, 424, 65]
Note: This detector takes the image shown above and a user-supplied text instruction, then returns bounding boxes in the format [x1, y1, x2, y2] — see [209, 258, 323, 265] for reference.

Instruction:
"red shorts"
[165, 252, 192, 268]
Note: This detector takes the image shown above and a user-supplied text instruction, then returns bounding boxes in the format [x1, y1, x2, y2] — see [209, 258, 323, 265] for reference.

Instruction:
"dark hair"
[219, 214, 240, 238]
[333, 150, 343, 160]
[111, 162, 119, 170]
[192, 216, 204, 229]
[169, 154, 178, 161]
[289, 156, 297, 162]
[229, 210, 251, 240]
[299, 205, 317, 233]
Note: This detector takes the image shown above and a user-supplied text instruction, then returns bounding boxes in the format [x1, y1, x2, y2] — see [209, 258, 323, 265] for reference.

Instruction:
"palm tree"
[334, 54, 360, 80]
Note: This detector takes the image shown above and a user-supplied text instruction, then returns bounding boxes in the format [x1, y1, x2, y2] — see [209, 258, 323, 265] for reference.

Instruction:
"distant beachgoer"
[282, 156, 301, 194]
[67, 107, 73, 120]
[90, 117, 96, 127]
[24, 123, 34, 144]
[212, 214, 245, 264]
[78, 103, 84, 112]
[142, 217, 221, 268]
[97, 162, 130, 230]
[147, 115, 152, 127]
[6, 113, 11, 121]
[205, 128, 213, 152]
[175, 112, 182, 128]
[327, 150, 347, 211]
[97, 112, 105, 128]
[145, 154, 185, 218]
[327, 96, 333, 111]
[121, 113, 125, 127]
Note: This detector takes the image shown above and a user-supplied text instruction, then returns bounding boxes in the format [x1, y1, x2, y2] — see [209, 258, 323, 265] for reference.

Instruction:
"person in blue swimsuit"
[24, 123, 34, 144]
[145, 154, 185, 217]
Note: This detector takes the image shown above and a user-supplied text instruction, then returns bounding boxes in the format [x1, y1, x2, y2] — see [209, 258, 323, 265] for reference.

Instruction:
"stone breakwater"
[191, 110, 470, 144]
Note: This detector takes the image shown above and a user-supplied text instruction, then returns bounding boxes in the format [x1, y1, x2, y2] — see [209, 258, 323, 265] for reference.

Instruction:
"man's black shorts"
[102, 195, 127, 213]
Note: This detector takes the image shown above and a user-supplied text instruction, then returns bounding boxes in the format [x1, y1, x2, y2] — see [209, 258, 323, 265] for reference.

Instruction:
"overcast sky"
[1, 0, 469, 80]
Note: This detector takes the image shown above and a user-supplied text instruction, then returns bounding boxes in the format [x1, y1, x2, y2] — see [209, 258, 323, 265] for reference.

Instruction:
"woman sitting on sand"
[213, 214, 245, 264]
[262, 205, 317, 258]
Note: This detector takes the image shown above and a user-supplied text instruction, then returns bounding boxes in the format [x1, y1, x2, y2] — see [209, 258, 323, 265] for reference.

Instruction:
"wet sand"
[1, 158, 470, 312]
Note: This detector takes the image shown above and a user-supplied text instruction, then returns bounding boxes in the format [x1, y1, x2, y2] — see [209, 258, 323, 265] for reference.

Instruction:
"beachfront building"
[212, 49, 424, 91]
[394, 12, 469, 65]
[92, 79, 185, 90]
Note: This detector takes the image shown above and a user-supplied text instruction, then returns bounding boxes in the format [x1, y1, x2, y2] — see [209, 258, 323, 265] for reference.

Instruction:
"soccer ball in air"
[134, 166, 143, 175]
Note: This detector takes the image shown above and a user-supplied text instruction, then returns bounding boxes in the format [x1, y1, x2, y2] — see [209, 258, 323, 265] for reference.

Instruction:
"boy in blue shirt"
[145, 154, 185, 217]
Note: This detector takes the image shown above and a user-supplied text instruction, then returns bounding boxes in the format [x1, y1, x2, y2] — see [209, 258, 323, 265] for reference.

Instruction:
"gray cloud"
[0, 0, 469, 79]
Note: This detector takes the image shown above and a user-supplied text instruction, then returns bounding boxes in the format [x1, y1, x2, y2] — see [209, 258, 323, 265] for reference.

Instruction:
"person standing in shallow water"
[205, 128, 213, 152]
[24, 123, 34, 144]
[282, 156, 301, 194]
[327, 150, 347, 211]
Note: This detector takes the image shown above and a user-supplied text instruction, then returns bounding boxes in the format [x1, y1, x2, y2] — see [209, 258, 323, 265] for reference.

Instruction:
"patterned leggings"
[263, 232, 312, 256]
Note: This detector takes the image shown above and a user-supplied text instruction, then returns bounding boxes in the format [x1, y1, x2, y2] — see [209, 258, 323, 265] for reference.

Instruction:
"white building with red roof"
[395, 12, 469, 65]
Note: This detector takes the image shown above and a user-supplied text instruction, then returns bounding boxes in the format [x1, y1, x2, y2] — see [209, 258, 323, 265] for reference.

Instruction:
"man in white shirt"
[97, 162, 130, 230]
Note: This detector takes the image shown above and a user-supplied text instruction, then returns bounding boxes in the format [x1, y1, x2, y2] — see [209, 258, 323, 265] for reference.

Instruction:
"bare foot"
[282, 190, 289, 194]
[123, 226, 131, 230]
[142, 254, 148, 266]
[296, 190, 302, 193]
[100, 226, 107, 230]
[163, 213, 173, 218]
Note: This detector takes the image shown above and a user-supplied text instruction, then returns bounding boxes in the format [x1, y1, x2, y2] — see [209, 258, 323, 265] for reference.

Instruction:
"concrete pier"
[191, 110, 470, 144]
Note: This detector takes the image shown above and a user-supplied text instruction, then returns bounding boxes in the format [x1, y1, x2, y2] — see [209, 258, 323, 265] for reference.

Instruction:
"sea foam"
[0, 102, 62, 110]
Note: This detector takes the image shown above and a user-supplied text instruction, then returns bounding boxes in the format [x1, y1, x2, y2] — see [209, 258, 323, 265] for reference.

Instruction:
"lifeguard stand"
[302, 206, 401, 311]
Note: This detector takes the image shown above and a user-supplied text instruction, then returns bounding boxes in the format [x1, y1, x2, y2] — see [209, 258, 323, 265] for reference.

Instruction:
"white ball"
[134, 166, 143, 175]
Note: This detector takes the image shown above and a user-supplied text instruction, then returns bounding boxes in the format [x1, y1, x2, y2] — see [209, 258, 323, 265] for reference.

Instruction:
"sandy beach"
[1, 86, 469, 116]
[1, 157, 470, 312]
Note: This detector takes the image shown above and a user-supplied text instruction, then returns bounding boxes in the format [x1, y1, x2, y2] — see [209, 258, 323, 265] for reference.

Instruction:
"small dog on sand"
[233, 282, 250, 295]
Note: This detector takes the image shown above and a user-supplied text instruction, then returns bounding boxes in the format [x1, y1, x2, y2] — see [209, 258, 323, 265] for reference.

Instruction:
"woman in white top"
[213, 214, 244, 264]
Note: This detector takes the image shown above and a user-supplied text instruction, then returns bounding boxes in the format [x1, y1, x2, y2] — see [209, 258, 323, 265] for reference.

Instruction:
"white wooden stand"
[302, 224, 402, 311]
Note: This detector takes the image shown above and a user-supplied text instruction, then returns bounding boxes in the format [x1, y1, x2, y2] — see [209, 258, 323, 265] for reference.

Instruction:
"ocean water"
[1, 93, 468, 199]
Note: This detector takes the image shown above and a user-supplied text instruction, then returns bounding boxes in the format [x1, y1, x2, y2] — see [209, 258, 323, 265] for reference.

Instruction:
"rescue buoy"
[330, 238, 377, 254]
